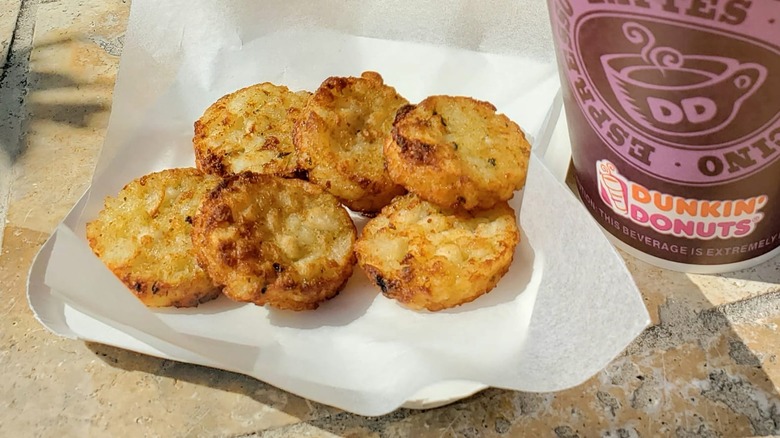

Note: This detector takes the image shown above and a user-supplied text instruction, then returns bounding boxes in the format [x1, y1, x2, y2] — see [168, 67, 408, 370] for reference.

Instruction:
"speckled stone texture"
[0, 0, 24, 249]
[1, 0, 779, 437]
[0, 1, 22, 59]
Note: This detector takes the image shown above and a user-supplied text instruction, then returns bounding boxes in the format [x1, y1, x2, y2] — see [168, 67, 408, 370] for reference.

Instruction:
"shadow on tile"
[0, 37, 111, 163]
[83, 262, 780, 437]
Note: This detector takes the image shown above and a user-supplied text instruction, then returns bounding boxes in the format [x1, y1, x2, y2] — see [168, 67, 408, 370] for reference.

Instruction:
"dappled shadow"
[32, 101, 109, 127]
[84, 253, 780, 436]
[0, 35, 118, 163]
[84, 341, 345, 422]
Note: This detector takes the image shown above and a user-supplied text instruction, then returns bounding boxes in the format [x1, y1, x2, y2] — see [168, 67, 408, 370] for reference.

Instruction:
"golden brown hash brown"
[194, 82, 311, 178]
[355, 193, 520, 311]
[294, 71, 408, 214]
[86, 168, 222, 307]
[385, 95, 531, 211]
[192, 172, 357, 311]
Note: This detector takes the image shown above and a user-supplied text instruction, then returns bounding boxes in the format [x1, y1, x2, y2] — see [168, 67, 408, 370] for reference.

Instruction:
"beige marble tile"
[258, 286, 780, 438]
[6, 0, 127, 234]
[726, 307, 780, 392]
[622, 250, 780, 326]
[0, 138, 10, 251]
[0, 0, 21, 65]
[0, 0, 23, 251]
[690, 265, 780, 306]
[0, 225, 321, 436]
[260, 423, 353, 437]
[4, 0, 780, 436]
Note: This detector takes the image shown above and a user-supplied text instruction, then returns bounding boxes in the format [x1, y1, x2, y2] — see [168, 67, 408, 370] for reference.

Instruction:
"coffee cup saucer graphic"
[599, 22, 767, 139]
[603, 54, 767, 138]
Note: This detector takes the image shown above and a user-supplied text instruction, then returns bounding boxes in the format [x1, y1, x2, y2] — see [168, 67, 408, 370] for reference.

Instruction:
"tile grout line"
[0, 0, 44, 251]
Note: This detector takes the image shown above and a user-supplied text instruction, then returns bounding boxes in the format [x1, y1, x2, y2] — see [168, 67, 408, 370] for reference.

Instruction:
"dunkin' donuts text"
[597, 160, 767, 240]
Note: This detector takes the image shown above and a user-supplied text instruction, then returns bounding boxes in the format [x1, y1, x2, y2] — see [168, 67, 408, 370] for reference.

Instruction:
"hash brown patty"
[355, 193, 520, 311]
[385, 95, 530, 211]
[194, 82, 311, 178]
[294, 71, 408, 214]
[86, 168, 222, 307]
[192, 172, 357, 311]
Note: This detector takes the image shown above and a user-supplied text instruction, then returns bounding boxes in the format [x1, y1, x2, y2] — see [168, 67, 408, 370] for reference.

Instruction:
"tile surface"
[6, 0, 124, 234]
[0, 226, 312, 436]
[1, 0, 780, 436]
[0, 0, 21, 65]
[0, 0, 23, 250]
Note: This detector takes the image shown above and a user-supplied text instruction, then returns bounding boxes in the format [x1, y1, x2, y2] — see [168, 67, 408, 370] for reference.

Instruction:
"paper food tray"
[26, 0, 650, 416]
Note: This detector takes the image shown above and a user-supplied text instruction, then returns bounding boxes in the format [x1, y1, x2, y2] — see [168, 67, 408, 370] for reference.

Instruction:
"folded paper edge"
[22, 20, 654, 413]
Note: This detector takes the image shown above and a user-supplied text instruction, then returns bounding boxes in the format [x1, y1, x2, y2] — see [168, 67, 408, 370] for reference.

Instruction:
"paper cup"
[546, 1, 780, 273]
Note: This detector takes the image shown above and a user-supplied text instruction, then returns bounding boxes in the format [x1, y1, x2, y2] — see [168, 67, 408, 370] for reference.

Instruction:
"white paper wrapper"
[27, 0, 650, 416]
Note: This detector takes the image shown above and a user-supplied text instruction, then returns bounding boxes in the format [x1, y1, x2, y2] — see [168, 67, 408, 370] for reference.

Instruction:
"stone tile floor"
[1, 0, 779, 436]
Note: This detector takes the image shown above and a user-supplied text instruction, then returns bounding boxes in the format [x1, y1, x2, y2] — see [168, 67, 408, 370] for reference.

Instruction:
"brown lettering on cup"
[548, 0, 780, 268]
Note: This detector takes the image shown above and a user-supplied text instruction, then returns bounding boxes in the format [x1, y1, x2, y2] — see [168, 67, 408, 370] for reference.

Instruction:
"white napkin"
[34, 0, 650, 416]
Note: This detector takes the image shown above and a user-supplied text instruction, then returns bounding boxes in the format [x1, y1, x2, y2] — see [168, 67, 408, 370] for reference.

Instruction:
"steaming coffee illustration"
[602, 22, 767, 138]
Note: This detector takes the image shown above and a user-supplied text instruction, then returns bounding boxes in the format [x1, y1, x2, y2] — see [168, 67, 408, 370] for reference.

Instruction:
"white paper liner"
[27, 0, 650, 416]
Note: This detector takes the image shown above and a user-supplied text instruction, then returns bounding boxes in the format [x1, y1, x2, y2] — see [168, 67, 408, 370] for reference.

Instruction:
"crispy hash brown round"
[86, 168, 222, 307]
[194, 82, 312, 178]
[294, 71, 408, 214]
[385, 95, 531, 211]
[192, 172, 357, 311]
[355, 193, 520, 311]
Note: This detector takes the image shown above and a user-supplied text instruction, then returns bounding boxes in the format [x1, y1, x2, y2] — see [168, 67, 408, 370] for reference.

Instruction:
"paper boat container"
[27, 0, 650, 416]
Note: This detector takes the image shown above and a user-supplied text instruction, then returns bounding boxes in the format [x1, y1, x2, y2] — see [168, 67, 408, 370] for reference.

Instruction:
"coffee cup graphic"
[601, 22, 767, 138]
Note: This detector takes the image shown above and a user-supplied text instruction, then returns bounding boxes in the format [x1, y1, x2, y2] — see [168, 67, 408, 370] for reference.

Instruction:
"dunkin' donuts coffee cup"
[546, 1, 780, 273]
